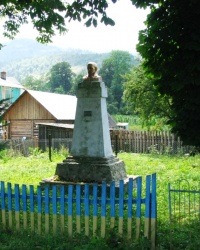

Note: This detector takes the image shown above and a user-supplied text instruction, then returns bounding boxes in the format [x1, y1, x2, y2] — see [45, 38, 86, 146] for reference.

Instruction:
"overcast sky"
[0, 0, 150, 54]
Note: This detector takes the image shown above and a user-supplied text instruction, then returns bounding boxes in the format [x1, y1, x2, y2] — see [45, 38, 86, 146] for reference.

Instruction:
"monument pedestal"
[55, 155, 127, 183]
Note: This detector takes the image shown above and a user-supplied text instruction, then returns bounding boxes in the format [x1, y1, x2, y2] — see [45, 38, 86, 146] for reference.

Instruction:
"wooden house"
[3, 90, 77, 139]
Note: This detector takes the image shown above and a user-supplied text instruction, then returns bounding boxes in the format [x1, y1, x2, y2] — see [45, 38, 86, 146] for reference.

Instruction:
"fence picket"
[37, 186, 42, 234]
[119, 180, 124, 236]
[68, 185, 73, 237]
[76, 184, 81, 234]
[60, 185, 65, 234]
[136, 177, 142, 240]
[101, 182, 106, 238]
[127, 178, 133, 239]
[1, 181, 6, 228]
[93, 183, 98, 236]
[110, 181, 115, 229]
[22, 184, 27, 230]
[144, 175, 151, 240]
[151, 173, 157, 250]
[84, 184, 90, 236]
[8, 183, 12, 228]
[30, 185, 35, 231]
[52, 185, 57, 235]
[14, 184, 20, 231]
[44, 186, 50, 234]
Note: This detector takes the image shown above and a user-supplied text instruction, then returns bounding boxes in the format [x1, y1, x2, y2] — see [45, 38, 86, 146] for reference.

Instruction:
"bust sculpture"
[83, 62, 102, 81]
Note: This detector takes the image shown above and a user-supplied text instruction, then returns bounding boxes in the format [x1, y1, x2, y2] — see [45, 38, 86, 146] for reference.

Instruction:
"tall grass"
[0, 148, 199, 249]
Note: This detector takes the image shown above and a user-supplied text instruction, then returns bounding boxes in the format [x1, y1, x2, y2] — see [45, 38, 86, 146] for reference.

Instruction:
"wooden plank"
[101, 182, 106, 238]
[22, 184, 27, 230]
[136, 177, 142, 239]
[151, 173, 157, 250]
[110, 181, 115, 229]
[44, 186, 50, 234]
[8, 183, 13, 228]
[118, 180, 124, 236]
[144, 175, 151, 239]
[68, 185, 73, 238]
[93, 183, 98, 236]
[37, 186, 42, 234]
[52, 185, 57, 235]
[84, 184, 90, 236]
[1, 182, 6, 228]
[127, 178, 133, 239]
[14, 184, 20, 231]
[60, 185, 65, 234]
[30, 185, 35, 232]
[76, 185, 81, 234]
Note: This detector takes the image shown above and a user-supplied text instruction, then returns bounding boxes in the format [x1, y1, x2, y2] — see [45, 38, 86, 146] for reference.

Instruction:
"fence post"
[136, 177, 142, 240]
[151, 173, 157, 250]
[145, 175, 151, 240]
[14, 184, 20, 231]
[1, 182, 6, 228]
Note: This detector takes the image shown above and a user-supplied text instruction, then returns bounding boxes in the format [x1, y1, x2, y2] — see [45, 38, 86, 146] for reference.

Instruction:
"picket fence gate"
[0, 174, 157, 249]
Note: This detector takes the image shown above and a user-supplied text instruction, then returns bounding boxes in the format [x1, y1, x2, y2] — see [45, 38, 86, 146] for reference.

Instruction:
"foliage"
[21, 75, 47, 91]
[135, 0, 200, 146]
[0, 0, 119, 48]
[113, 114, 171, 131]
[45, 61, 74, 94]
[123, 63, 172, 128]
[99, 50, 136, 113]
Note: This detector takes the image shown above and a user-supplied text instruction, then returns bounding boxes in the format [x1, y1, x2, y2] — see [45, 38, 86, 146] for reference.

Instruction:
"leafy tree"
[133, 0, 200, 146]
[99, 50, 135, 113]
[0, 0, 117, 48]
[46, 62, 74, 94]
[22, 75, 46, 91]
[123, 64, 172, 130]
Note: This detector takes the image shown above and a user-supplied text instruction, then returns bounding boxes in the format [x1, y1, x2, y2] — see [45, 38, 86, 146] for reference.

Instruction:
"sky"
[0, 0, 150, 54]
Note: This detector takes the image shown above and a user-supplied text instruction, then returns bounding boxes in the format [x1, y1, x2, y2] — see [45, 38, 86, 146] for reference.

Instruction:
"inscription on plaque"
[84, 111, 92, 117]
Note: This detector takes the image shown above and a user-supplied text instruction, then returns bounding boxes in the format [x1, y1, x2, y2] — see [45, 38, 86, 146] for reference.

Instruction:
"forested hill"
[0, 39, 112, 82]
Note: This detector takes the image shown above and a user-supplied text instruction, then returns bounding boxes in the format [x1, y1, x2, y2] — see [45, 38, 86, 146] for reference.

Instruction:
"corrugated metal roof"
[27, 90, 77, 120]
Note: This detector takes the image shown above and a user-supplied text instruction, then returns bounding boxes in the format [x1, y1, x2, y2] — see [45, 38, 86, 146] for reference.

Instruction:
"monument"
[43, 62, 128, 184]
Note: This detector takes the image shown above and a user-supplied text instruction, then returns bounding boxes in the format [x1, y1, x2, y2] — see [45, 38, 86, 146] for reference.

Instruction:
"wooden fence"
[4, 130, 194, 155]
[110, 130, 186, 154]
[0, 174, 157, 249]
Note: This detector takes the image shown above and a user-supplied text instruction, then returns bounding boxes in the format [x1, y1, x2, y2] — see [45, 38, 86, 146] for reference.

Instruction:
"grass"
[0, 148, 199, 249]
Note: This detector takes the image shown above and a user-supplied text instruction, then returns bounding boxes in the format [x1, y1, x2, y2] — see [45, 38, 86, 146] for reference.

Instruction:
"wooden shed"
[3, 90, 77, 139]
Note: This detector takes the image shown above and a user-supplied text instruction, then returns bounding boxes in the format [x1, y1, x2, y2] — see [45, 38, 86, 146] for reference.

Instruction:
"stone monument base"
[54, 155, 127, 183]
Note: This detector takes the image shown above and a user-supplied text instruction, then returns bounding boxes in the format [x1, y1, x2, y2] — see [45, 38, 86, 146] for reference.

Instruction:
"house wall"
[0, 86, 21, 103]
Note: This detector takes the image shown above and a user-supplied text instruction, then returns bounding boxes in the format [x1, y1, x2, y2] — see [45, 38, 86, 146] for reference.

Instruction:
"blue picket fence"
[0, 173, 157, 249]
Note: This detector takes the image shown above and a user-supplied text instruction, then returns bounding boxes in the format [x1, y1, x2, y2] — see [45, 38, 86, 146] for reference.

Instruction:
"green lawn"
[0, 149, 199, 249]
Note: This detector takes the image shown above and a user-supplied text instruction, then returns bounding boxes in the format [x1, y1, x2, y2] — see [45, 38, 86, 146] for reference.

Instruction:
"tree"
[99, 50, 135, 113]
[133, 0, 200, 146]
[0, 0, 117, 48]
[123, 63, 172, 130]
[46, 62, 74, 94]
[22, 75, 46, 91]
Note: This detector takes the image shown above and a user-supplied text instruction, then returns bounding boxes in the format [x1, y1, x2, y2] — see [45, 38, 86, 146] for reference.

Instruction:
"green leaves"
[136, 0, 200, 146]
[1, 0, 119, 43]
